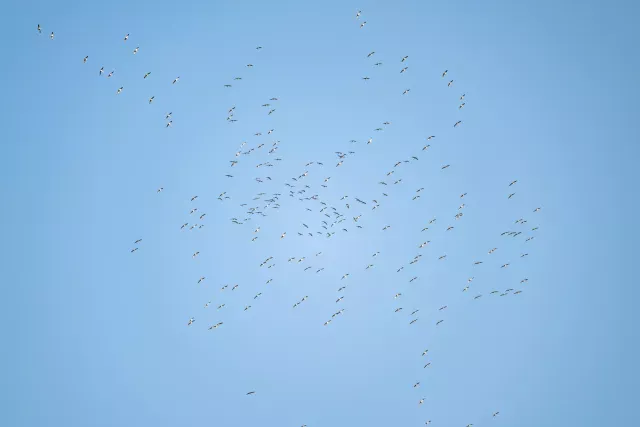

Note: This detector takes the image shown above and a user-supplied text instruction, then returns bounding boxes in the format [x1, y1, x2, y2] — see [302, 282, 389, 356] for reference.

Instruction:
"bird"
[172, 76, 180, 84]
[116, 87, 123, 95]
[37, 24, 41, 34]
[123, 34, 129, 41]
[83, 56, 88, 63]
[133, 46, 139, 54]
[50, 32, 54, 40]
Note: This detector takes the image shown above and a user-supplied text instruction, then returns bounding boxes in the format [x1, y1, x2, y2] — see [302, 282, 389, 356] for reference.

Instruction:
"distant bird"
[144, 72, 151, 79]
[442, 70, 447, 77]
[149, 96, 154, 104]
[360, 21, 367, 28]
[83, 56, 88, 63]
[50, 32, 54, 40]
[454, 121, 462, 127]
[124, 33, 129, 41]
[37, 24, 41, 34]
[116, 87, 123, 94]
[448, 80, 454, 87]
[133, 46, 139, 54]
[172, 76, 180, 84]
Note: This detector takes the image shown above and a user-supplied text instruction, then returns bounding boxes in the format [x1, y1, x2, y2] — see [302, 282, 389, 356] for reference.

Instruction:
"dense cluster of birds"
[37, 9, 543, 426]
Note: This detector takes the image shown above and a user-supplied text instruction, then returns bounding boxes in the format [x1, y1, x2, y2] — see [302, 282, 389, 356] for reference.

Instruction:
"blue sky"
[1, 0, 638, 426]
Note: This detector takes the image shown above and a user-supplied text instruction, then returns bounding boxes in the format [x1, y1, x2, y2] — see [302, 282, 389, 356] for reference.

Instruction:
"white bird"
[124, 33, 129, 41]
[133, 46, 139, 54]
[172, 76, 180, 84]
[83, 56, 88, 63]
[116, 87, 123, 94]
[360, 21, 367, 28]
[50, 32, 54, 40]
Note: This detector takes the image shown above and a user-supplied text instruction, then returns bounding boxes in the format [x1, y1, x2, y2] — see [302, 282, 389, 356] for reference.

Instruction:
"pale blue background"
[1, 1, 638, 426]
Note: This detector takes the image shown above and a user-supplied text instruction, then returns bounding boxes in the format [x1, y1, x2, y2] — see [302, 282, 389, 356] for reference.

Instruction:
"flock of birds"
[37, 9, 543, 426]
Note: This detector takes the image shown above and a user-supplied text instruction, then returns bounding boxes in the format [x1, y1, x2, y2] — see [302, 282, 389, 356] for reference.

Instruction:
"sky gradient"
[1, 1, 639, 426]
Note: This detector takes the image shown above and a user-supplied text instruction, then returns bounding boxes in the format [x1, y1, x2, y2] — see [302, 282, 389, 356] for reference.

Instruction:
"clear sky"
[1, 0, 638, 426]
